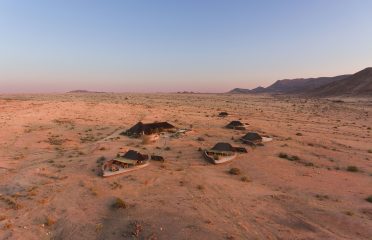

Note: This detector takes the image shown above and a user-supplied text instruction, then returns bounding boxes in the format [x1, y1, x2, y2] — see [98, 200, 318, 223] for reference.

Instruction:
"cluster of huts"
[102, 117, 268, 177]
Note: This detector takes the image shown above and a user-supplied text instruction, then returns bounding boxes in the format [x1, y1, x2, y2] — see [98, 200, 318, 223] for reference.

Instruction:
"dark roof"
[241, 132, 262, 142]
[123, 121, 175, 136]
[225, 121, 244, 128]
[123, 150, 148, 161]
[211, 142, 235, 152]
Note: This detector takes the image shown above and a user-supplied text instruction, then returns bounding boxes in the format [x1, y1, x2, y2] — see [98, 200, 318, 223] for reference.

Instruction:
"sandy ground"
[0, 93, 371, 240]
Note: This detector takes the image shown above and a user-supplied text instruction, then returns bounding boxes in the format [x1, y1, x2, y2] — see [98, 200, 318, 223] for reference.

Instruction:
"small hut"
[203, 142, 247, 164]
[225, 121, 246, 130]
[211, 142, 236, 152]
[241, 132, 262, 145]
[121, 150, 149, 161]
[122, 121, 176, 137]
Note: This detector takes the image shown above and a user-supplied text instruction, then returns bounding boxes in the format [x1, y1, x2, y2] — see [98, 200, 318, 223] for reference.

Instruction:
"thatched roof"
[225, 121, 244, 129]
[123, 150, 148, 161]
[211, 142, 235, 152]
[123, 121, 175, 137]
[241, 132, 262, 142]
[209, 142, 247, 153]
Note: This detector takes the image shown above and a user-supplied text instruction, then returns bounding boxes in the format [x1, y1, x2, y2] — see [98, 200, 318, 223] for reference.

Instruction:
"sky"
[1, 0, 372, 93]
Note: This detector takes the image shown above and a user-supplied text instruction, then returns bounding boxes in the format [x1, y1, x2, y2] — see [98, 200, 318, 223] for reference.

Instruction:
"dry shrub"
[229, 168, 241, 175]
[45, 217, 56, 226]
[112, 197, 127, 209]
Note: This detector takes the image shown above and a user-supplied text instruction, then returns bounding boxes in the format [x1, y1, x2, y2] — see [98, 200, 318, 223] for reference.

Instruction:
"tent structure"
[122, 150, 149, 161]
[122, 121, 176, 137]
[102, 150, 149, 177]
[210, 142, 247, 153]
[203, 142, 246, 164]
[211, 142, 236, 152]
[241, 132, 262, 144]
[225, 121, 246, 130]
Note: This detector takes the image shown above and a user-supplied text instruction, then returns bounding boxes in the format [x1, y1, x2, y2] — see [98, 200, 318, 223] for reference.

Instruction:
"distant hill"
[229, 75, 349, 94]
[229, 86, 266, 94]
[67, 90, 106, 94]
[264, 75, 349, 93]
[309, 67, 372, 97]
[229, 88, 252, 94]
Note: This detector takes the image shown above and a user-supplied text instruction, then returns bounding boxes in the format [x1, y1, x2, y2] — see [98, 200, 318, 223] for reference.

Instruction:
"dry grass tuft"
[45, 216, 56, 226]
[112, 197, 127, 209]
[240, 176, 251, 182]
[346, 166, 359, 172]
[229, 168, 241, 175]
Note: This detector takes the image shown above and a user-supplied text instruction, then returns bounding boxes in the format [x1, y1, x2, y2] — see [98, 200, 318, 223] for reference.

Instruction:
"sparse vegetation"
[3, 222, 12, 230]
[229, 168, 241, 175]
[110, 182, 122, 190]
[197, 137, 205, 141]
[45, 216, 56, 226]
[112, 197, 127, 209]
[0, 195, 22, 210]
[197, 185, 205, 190]
[315, 194, 329, 201]
[278, 152, 288, 159]
[346, 166, 359, 172]
[365, 195, 372, 203]
[278, 152, 300, 161]
[97, 156, 106, 163]
[240, 176, 250, 182]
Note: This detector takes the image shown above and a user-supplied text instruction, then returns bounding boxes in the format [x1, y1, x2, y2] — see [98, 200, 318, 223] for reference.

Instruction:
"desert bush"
[278, 153, 300, 161]
[315, 194, 329, 201]
[240, 176, 250, 182]
[97, 156, 106, 163]
[346, 166, 359, 172]
[112, 197, 127, 209]
[45, 217, 56, 226]
[197, 185, 205, 190]
[3, 222, 12, 230]
[365, 195, 372, 203]
[229, 168, 241, 175]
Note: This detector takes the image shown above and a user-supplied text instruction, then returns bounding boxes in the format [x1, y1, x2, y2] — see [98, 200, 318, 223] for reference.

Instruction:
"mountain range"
[229, 67, 372, 97]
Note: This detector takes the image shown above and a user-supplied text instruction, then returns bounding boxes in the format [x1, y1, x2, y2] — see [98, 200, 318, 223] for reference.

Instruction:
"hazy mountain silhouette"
[308, 67, 372, 96]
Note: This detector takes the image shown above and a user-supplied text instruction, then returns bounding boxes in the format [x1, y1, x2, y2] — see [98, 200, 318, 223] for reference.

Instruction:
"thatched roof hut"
[241, 132, 262, 144]
[225, 121, 245, 130]
[122, 121, 176, 137]
[211, 142, 235, 152]
[122, 150, 148, 161]
[210, 142, 247, 153]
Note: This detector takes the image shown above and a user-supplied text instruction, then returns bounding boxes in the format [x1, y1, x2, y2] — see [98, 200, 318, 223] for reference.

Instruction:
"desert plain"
[0, 93, 371, 240]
